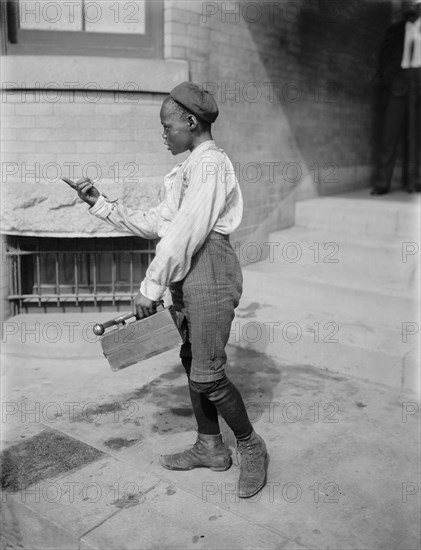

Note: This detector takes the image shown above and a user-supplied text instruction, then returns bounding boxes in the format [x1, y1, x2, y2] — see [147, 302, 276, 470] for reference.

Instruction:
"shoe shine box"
[93, 306, 186, 372]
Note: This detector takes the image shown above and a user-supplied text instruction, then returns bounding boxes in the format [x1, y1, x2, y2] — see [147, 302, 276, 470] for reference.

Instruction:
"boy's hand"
[134, 291, 157, 319]
[62, 177, 100, 207]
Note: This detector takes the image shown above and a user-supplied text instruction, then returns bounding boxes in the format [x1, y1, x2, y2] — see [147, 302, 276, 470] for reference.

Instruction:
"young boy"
[70, 81, 268, 498]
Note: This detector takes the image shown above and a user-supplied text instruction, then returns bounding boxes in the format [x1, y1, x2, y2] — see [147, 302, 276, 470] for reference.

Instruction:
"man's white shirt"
[401, 17, 421, 68]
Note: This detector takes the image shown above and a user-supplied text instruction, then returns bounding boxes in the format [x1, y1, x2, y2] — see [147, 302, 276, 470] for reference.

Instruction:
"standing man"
[372, 0, 421, 195]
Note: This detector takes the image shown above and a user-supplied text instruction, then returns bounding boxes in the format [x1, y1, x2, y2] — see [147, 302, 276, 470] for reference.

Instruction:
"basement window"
[6, 236, 156, 313]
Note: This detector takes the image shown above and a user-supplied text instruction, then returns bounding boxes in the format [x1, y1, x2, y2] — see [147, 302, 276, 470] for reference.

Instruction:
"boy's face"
[160, 100, 193, 156]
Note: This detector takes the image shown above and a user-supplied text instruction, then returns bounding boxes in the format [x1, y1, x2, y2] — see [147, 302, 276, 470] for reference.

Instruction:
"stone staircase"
[233, 190, 420, 391]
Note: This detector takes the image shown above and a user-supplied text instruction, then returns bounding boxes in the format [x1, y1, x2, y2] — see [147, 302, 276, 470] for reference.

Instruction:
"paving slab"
[79, 480, 306, 550]
[2, 451, 162, 540]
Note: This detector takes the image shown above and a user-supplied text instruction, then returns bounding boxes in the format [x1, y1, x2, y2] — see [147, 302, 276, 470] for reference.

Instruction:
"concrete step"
[231, 297, 419, 391]
[295, 193, 420, 238]
[264, 227, 420, 288]
[236, 191, 420, 390]
[242, 260, 420, 328]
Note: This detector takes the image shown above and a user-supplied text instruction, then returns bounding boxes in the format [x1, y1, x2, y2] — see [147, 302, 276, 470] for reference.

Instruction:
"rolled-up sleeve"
[140, 152, 229, 301]
[89, 195, 160, 239]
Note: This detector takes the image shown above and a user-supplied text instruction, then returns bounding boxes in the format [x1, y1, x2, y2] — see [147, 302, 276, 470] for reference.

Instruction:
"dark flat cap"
[169, 81, 219, 123]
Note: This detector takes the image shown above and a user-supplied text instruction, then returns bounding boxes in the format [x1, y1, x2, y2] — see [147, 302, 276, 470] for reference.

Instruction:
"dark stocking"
[182, 357, 220, 435]
[190, 375, 253, 440]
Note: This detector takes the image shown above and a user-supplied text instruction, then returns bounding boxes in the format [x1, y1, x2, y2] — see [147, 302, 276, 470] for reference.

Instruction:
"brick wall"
[241, 0, 399, 193]
[2, 90, 178, 198]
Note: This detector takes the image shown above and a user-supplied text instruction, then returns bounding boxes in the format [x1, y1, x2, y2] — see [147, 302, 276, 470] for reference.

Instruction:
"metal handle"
[93, 300, 165, 336]
[93, 312, 135, 336]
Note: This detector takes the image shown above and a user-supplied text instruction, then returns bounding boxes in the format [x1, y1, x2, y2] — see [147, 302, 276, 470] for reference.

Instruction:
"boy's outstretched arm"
[64, 177, 160, 239]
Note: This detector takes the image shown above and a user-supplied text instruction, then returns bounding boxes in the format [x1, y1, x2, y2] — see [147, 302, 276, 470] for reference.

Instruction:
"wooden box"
[94, 306, 186, 372]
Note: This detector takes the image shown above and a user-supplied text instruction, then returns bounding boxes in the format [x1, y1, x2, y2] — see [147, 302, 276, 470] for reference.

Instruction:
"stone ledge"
[1, 56, 189, 93]
[0, 182, 161, 237]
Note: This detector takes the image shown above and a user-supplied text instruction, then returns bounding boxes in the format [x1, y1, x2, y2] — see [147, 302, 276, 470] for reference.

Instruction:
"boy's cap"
[169, 81, 219, 123]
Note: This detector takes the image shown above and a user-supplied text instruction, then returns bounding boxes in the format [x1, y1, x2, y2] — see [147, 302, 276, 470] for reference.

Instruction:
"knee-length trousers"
[169, 231, 243, 383]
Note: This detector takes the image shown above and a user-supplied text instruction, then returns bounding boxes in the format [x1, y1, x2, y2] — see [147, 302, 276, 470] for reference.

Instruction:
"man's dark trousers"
[375, 68, 420, 193]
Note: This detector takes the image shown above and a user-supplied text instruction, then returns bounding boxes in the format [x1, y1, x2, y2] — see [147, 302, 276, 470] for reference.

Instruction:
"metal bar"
[12, 255, 18, 313]
[16, 240, 22, 311]
[74, 253, 79, 306]
[129, 252, 134, 297]
[7, 294, 133, 300]
[36, 238, 42, 307]
[4, 250, 33, 256]
[93, 252, 97, 306]
[36, 254, 41, 307]
[81, 0, 86, 31]
[5, 248, 153, 255]
[55, 252, 60, 306]
[17, 255, 22, 311]
[111, 252, 116, 306]
[6, 0, 19, 44]
[130, 239, 134, 299]
[7, 250, 14, 313]
[11, 255, 17, 296]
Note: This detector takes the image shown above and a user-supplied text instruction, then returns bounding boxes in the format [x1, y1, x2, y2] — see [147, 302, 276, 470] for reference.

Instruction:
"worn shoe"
[159, 433, 232, 471]
[237, 430, 269, 498]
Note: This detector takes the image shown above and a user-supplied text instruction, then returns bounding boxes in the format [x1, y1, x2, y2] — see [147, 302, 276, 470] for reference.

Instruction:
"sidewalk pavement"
[1, 295, 420, 548]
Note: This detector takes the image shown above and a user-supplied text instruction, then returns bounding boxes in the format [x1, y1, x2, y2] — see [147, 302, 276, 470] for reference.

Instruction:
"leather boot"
[159, 433, 232, 471]
[237, 430, 269, 498]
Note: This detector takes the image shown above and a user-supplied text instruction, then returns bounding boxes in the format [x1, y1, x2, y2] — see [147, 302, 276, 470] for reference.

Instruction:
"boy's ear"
[187, 114, 198, 129]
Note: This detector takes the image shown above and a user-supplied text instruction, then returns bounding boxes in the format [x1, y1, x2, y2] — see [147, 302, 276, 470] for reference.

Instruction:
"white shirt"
[89, 141, 243, 301]
[401, 17, 421, 68]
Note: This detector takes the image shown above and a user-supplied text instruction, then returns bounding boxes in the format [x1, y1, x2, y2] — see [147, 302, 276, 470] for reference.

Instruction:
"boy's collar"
[181, 140, 219, 169]
[188, 140, 217, 156]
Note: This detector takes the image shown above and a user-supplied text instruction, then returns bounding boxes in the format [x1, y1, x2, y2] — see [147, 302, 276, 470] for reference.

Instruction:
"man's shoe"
[159, 433, 232, 471]
[237, 430, 269, 498]
[370, 188, 389, 195]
